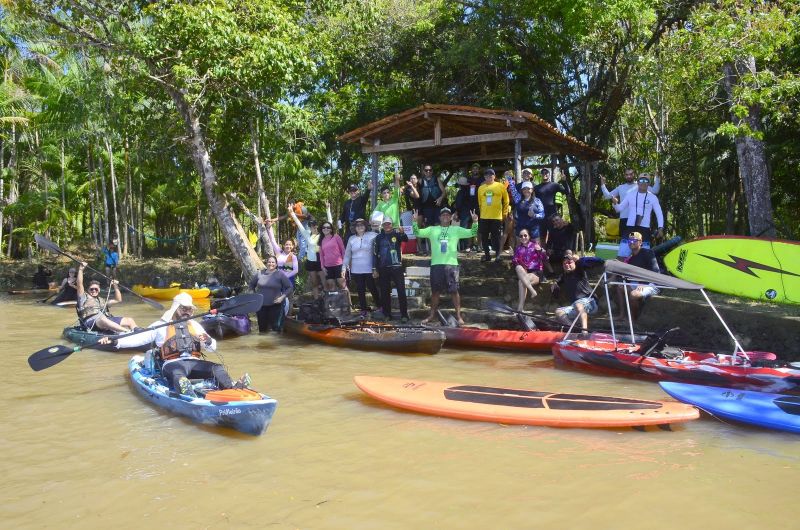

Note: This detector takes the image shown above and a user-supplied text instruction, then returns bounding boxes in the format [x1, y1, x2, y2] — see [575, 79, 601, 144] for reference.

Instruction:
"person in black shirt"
[614, 231, 660, 319]
[372, 216, 410, 322]
[552, 254, 604, 333]
[339, 184, 368, 243]
[544, 214, 574, 272]
[534, 169, 567, 220]
[32, 265, 52, 289]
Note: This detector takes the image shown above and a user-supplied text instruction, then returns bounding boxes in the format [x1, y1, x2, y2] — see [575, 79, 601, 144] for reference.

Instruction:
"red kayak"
[439, 326, 565, 352]
[552, 338, 799, 394]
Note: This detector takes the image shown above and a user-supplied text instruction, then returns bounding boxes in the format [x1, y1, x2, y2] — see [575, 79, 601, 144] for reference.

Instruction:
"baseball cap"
[484, 168, 495, 176]
[381, 216, 393, 225]
[347, 184, 358, 192]
[439, 207, 452, 215]
[521, 181, 533, 190]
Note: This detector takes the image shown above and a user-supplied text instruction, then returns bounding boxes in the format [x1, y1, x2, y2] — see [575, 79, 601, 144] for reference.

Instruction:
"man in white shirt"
[601, 169, 661, 257]
[612, 175, 664, 251]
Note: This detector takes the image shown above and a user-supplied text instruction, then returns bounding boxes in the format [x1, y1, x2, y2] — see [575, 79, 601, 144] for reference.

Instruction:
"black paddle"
[38, 290, 60, 304]
[33, 234, 164, 310]
[485, 299, 568, 329]
[27, 293, 263, 372]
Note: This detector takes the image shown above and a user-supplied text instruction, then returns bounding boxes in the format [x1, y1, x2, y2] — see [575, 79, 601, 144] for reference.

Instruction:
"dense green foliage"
[0, 0, 797, 262]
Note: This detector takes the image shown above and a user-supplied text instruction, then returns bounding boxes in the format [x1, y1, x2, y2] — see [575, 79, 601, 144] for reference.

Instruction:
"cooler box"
[595, 242, 620, 260]
[401, 239, 417, 254]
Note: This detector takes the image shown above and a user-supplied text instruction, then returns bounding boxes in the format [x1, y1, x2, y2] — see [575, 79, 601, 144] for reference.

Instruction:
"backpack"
[297, 298, 325, 324]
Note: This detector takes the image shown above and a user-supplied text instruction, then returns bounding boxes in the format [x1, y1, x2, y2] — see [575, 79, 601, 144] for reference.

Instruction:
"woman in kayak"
[511, 228, 548, 312]
[76, 262, 138, 332]
[51, 267, 79, 304]
[249, 255, 293, 332]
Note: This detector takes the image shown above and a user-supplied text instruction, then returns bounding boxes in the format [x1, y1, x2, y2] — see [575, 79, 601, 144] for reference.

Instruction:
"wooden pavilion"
[339, 103, 605, 241]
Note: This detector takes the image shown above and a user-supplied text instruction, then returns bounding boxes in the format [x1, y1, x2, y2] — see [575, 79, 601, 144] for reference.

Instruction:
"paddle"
[27, 293, 263, 372]
[33, 234, 163, 310]
[39, 290, 60, 304]
[485, 299, 568, 329]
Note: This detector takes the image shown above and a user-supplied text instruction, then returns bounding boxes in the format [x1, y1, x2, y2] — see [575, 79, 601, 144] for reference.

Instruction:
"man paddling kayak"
[76, 262, 138, 333]
[105, 293, 249, 396]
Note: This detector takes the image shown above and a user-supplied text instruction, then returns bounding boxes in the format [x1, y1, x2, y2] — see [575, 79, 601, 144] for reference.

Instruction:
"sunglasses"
[638, 179, 650, 184]
[88, 287, 100, 292]
[322, 226, 332, 230]
[424, 168, 432, 172]
[519, 234, 530, 238]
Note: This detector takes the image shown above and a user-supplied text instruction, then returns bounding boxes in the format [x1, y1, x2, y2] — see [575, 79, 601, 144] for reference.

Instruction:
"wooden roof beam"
[362, 130, 529, 154]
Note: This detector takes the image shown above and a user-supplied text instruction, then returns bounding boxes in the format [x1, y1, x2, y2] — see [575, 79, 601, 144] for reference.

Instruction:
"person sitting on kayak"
[614, 231, 660, 320]
[52, 267, 79, 303]
[32, 264, 52, 289]
[551, 254, 604, 334]
[76, 262, 138, 333]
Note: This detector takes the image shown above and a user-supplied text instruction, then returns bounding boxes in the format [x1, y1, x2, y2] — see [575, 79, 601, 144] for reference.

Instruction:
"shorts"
[325, 265, 343, 280]
[430, 264, 460, 293]
[526, 269, 544, 282]
[84, 314, 122, 328]
[305, 259, 321, 272]
[628, 283, 660, 299]
[557, 297, 598, 320]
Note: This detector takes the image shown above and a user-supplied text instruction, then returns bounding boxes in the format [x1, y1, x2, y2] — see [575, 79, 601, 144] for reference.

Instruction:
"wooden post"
[582, 161, 595, 244]
[514, 139, 522, 181]
[370, 152, 379, 209]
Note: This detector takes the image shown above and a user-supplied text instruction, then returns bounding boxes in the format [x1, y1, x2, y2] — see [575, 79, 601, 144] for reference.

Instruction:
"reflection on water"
[1, 294, 797, 529]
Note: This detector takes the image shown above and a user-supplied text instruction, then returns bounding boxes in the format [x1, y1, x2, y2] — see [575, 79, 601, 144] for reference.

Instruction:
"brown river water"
[1, 294, 797, 530]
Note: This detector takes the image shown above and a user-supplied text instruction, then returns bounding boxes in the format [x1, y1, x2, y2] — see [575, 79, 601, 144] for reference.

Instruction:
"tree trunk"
[123, 136, 132, 255]
[251, 118, 269, 216]
[721, 60, 775, 238]
[97, 148, 110, 246]
[104, 136, 121, 245]
[6, 123, 18, 257]
[166, 86, 263, 278]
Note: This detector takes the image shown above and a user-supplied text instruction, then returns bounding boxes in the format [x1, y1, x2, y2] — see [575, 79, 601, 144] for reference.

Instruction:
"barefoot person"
[512, 228, 547, 312]
[76, 262, 137, 332]
[413, 207, 478, 326]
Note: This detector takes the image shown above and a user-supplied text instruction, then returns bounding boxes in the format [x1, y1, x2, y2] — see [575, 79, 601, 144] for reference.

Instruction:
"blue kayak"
[128, 355, 277, 436]
[659, 382, 800, 434]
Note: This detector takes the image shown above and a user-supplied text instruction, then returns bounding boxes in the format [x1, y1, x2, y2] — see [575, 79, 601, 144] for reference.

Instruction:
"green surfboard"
[663, 236, 800, 305]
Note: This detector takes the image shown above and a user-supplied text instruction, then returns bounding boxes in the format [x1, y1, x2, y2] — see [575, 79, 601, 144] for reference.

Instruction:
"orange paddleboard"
[354, 376, 699, 428]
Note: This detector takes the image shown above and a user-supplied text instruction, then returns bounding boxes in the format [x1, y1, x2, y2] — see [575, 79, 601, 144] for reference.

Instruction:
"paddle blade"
[34, 233, 62, 255]
[28, 344, 79, 371]
[217, 294, 263, 316]
[485, 299, 516, 315]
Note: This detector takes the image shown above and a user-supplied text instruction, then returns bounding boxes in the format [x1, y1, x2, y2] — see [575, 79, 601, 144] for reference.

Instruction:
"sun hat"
[162, 292, 196, 321]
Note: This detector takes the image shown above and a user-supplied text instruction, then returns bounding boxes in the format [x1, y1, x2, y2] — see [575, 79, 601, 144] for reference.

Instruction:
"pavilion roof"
[339, 103, 605, 163]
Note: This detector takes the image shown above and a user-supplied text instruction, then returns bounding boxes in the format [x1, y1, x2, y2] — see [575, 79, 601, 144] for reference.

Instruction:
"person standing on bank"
[477, 168, 510, 262]
[339, 184, 369, 243]
[612, 174, 664, 250]
[249, 255, 293, 332]
[413, 207, 478, 326]
[318, 220, 347, 291]
[601, 169, 661, 258]
[417, 164, 446, 255]
[103, 242, 119, 279]
[76, 261, 138, 332]
[373, 216, 410, 322]
[344, 218, 381, 317]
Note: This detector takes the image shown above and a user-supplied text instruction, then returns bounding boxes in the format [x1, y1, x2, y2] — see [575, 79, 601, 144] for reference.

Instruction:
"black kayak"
[61, 325, 148, 352]
[200, 313, 252, 339]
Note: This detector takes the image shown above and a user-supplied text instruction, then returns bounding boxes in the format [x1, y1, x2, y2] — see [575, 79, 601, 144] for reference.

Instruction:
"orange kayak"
[438, 326, 565, 352]
[285, 319, 445, 354]
[354, 375, 699, 428]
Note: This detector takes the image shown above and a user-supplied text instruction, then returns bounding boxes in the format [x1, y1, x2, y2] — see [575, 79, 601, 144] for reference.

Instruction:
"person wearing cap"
[76, 261, 138, 333]
[413, 207, 479, 325]
[372, 215, 410, 322]
[508, 178, 545, 240]
[344, 217, 381, 317]
[416, 164, 446, 256]
[534, 168, 567, 221]
[477, 168, 509, 262]
[613, 231, 660, 319]
[249, 255, 294, 332]
[551, 254, 605, 333]
[498, 170, 517, 254]
[601, 169, 661, 258]
[516, 168, 534, 195]
[612, 173, 664, 252]
[339, 184, 369, 243]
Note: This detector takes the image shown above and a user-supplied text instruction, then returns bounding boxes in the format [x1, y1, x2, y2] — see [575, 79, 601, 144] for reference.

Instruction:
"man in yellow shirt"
[477, 168, 510, 262]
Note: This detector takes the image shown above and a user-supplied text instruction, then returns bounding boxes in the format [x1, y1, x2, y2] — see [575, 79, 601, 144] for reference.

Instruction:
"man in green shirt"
[373, 169, 402, 227]
[413, 207, 479, 325]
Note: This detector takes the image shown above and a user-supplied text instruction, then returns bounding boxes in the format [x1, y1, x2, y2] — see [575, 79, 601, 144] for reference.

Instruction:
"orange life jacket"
[160, 322, 203, 361]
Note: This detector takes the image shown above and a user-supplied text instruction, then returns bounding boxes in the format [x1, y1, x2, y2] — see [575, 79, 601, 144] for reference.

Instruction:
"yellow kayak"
[132, 284, 211, 300]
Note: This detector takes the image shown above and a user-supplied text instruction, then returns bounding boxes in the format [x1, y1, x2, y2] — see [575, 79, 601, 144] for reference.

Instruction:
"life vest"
[160, 322, 203, 361]
[420, 177, 442, 206]
[77, 293, 107, 321]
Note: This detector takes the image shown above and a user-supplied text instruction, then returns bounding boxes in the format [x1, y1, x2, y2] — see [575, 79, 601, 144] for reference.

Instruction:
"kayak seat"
[638, 327, 680, 358]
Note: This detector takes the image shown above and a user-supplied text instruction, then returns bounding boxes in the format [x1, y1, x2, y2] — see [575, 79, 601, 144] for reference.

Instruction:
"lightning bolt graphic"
[698, 253, 800, 278]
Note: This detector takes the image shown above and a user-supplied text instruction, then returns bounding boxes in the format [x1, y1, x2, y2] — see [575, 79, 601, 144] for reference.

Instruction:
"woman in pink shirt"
[512, 228, 548, 311]
[318, 221, 346, 290]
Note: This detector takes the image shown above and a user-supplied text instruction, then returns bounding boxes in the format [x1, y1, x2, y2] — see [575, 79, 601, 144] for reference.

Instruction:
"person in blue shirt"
[103, 242, 119, 279]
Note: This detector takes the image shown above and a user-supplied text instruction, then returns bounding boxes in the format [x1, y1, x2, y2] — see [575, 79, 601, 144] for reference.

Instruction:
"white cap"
[162, 292, 195, 321]
[381, 215, 393, 225]
[521, 181, 533, 190]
